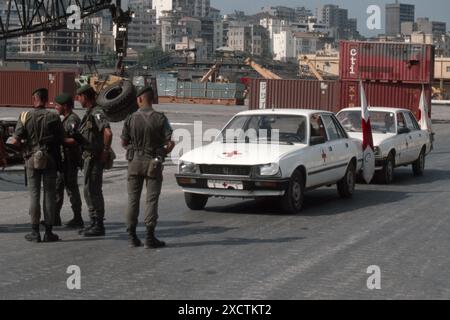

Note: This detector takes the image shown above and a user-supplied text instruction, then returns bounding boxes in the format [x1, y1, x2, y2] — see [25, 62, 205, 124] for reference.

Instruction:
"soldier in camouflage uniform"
[121, 86, 174, 248]
[54, 93, 84, 228]
[11, 88, 65, 243]
[77, 85, 113, 237]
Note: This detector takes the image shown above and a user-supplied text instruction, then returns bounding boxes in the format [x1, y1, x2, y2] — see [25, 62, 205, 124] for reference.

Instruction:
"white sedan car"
[337, 107, 432, 184]
[175, 109, 363, 214]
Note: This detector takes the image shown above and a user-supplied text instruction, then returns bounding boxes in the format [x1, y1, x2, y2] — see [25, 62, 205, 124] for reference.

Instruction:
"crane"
[0, 0, 132, 75]
[298, 56, 324, 81]
[244, 58, 282, 80]
[200, 62, 221, 83]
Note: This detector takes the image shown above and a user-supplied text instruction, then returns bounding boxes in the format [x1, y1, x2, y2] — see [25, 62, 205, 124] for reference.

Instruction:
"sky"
[210, 0, 450, 36]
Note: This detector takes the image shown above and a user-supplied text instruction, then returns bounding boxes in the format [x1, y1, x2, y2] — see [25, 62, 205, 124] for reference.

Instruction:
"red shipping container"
[0, 70, 76, 108]
[249, 79, 341, 112]
[340, 81, 432, 120]
[248, 78, 432, 118]
[339, 41, 434, 84]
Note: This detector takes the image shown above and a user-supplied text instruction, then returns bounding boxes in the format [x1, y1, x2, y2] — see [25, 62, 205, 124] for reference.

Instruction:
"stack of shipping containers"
[250, 41, 434, 118]
[156, 75, 246, 105]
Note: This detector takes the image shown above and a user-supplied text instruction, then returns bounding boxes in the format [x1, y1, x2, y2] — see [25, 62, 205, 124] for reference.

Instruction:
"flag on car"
[360, 80, 375, 184]
[418, 85, 432, 132]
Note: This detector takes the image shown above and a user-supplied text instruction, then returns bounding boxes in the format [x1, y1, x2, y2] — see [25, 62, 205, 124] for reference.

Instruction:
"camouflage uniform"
[55, 111, 83, 226]
[79, 105, 110, 234]
[13, 103, 64, 241]
[121, 94, 173, 248]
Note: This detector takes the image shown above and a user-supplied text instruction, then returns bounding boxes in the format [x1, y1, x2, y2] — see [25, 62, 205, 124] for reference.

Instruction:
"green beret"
[32, 88, 48, 96]
[77, 84, 94, 95]
[136, 86, 154, 98]
[55, 93, 73, 105]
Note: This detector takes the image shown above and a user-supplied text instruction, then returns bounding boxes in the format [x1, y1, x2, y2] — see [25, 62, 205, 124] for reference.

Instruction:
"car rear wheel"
[379, 153, 395, 184]
[412, 148, 426, 176]
[280, 170, 304, 214]
[184, 193, 208, 210]
[337, 162, 356, 198]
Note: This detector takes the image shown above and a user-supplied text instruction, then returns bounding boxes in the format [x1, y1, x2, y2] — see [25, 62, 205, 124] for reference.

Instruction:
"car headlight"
[179, 161, 200, 174]
[258, 163, 281, 176]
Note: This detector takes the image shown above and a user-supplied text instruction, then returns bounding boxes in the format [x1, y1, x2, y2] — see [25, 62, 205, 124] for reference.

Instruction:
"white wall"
[152, 0, 173, 22]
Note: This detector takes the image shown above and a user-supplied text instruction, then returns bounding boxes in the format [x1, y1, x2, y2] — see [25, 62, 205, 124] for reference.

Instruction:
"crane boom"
[200, 63, 221, 83]
[244, 58, 282, 80]
[299, 56, 324, 81]
[0, 1, 132, 75]
[0, 0, 114, 40]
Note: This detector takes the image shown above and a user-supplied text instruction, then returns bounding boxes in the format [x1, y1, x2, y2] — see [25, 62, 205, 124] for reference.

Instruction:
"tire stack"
[97, 80, 137, 122]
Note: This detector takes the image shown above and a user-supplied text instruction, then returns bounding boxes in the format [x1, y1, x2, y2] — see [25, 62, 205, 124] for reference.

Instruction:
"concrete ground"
[0, 104, 449, 300]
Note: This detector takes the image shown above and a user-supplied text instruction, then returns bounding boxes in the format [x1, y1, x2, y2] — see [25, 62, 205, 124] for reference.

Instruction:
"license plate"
[207, 180, 244, 190]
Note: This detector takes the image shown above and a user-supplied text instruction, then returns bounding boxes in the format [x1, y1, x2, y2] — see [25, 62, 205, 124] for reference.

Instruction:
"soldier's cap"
[32, 88, 48, 96]
[55, 93, 73, 105]
[136, 86, 154, 99]
[76, 84, 95, 96]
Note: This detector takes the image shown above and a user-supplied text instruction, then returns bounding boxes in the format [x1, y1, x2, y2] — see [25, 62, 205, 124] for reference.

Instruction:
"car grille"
[200, 165, 252, 176]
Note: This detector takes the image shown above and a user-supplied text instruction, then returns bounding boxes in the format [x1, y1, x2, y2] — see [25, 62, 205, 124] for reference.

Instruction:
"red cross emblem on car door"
[223, 151, 241, 158]
[321, 149, 327, 163]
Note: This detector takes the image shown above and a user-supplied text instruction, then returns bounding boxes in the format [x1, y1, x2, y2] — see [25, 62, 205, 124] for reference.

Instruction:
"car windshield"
[219, 115, 307, 145]
[337, 111, 396, 134]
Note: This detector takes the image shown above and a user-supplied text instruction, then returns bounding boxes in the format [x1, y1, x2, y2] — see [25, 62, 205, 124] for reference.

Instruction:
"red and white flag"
[418, 85, 432, 132]
[360, 80, 375, 184]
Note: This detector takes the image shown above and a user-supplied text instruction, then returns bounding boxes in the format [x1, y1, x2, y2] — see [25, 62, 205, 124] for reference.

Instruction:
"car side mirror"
[310, 136, 326, 146]
[398, 127, 410, 134]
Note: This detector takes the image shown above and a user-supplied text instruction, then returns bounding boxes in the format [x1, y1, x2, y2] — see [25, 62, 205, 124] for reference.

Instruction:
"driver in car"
[385, 113, 395, 132]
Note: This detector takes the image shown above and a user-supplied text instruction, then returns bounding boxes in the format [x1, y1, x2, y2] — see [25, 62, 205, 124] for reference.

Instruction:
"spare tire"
[97, 80, 136, 122]
[106, 101, 138, 123]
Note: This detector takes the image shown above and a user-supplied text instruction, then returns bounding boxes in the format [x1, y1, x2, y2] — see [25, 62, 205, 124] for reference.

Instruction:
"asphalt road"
[0, 104, 449, 300]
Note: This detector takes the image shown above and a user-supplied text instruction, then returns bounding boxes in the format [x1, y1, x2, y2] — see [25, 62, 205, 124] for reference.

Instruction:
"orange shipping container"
[0, 70, 76, 108]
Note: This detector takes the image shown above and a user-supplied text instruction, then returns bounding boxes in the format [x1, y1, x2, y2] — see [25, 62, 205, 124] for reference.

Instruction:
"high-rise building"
[227, 22, 269, 57]
[128, 0, 159, 51]
[386, 2, 415, 36]
[153, 0, 210, 22]
[401, 17, 446, 38]
[317, 4, 355, 40]
[18, 23, 96, 56]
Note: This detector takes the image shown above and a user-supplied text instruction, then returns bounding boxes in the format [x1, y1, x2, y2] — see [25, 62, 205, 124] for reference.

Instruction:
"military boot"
[43, 225, 60, 242]
[83, 218, 105, 237]
[78, 217, 95, 235]
[128, 226, 142, 248]
[65, 212, 84, 229]
[144, 226, 165, 249]
[25, 224, 41, 243]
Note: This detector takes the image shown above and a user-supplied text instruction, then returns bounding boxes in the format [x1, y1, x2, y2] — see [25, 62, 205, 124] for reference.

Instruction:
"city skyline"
[211, 0, 450, 36]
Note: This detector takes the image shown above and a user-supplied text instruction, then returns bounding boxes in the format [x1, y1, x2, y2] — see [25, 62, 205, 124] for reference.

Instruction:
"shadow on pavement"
[385, 169, 450, 187]
[166, 236, 306, 249]
[204, 188, 411, 217]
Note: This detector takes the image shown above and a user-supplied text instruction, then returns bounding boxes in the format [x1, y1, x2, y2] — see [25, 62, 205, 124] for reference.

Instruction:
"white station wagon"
[175, 109, 363, 214]
[337, 107, 432, 184]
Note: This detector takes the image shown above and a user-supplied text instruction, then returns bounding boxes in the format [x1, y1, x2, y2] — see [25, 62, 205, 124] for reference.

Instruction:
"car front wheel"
[379, 153, 395, 184]
[280, 170, 305, 214]
[412, 149, 426, 176]
[184, 193, 208, 210]
[337, 162, 356, 198]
